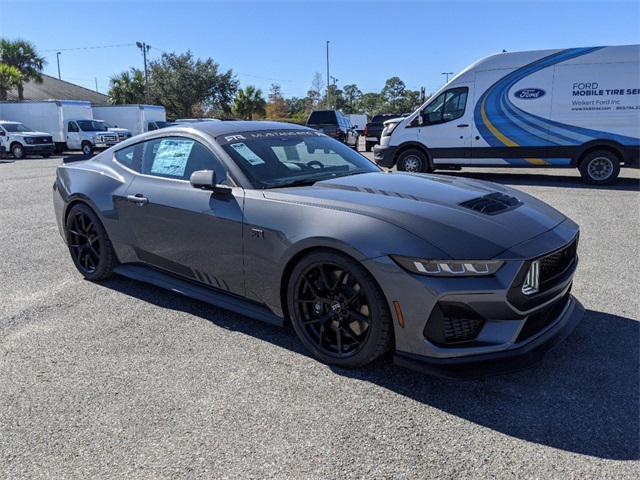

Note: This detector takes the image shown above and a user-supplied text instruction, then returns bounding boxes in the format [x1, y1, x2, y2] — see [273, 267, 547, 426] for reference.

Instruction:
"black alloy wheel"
[65, 203, 116, 280]
[288, 251, 392, 367]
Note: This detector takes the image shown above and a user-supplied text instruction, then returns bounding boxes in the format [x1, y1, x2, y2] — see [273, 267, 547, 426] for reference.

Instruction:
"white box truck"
[0, 100, 120, 155]
[375, 45, 640, 184]
[92, 104, 168, 137]
[347, 114, 367, 133]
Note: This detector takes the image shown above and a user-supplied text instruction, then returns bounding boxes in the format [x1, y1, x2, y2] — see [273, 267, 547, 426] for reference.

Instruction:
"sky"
[1, 0, 639, 98]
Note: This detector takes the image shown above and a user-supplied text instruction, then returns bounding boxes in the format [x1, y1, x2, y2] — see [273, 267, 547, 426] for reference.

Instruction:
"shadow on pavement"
[100, 275, 639, 461]
[440, 170, 640, 191]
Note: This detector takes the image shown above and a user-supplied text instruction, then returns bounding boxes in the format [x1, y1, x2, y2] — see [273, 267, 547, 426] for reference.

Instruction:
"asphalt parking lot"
[1, 155, 639, 479]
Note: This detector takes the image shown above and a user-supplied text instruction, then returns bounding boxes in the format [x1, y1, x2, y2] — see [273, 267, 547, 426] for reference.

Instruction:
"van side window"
[421, 87, 468, 125]
[148, 122, 157, 131]
[68, 122, 79, 132]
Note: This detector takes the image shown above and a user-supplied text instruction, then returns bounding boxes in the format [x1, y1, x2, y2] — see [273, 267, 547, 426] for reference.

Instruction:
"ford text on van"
[374, 45, 640, 184]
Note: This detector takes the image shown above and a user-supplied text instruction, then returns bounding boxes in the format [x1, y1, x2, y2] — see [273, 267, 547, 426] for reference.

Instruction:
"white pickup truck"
[0, 120, 55, 159]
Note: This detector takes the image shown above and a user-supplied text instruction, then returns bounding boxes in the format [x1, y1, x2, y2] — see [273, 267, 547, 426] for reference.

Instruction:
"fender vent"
[460, 192, 522, 215]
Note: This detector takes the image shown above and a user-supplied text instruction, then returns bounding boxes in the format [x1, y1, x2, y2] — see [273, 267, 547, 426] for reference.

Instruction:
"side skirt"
[113, 264, 284, 327]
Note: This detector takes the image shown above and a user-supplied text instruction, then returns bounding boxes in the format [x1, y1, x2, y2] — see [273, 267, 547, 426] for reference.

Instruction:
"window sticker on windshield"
[150, 139, 194, 176]
[229, 142, 265, 165]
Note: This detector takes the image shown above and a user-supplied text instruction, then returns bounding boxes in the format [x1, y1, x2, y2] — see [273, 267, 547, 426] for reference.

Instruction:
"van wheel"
[397, 149, 430, 173]
[365, 142, 374, 152]
[578, 150, 620, 185]
[81, 142, 94, 156]
[11, 143, 25, 159]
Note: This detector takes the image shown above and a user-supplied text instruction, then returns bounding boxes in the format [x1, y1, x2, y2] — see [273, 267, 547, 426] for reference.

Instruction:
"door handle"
[126, 194, 148, 205]
[457, 124, 469, 128]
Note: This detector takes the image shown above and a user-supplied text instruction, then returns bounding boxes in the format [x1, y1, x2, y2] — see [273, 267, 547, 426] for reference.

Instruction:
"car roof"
[168, 120, 312, 137]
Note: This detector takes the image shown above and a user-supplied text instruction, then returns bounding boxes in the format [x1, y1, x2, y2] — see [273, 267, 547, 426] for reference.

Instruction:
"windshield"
[77, 120, 108, 132]
[219, 129, 379, 189]
[2, 122, 31, 133]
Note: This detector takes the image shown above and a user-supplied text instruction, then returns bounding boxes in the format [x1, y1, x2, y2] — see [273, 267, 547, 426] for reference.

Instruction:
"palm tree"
[0, 39, 46, 100]
[233, 85, 266, 120]
[0, 63, 21, 100]
[108, 68, 146, 104]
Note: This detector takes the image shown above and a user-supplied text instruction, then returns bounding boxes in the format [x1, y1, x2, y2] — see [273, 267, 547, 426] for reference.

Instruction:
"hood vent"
[459, 192, 522, 215]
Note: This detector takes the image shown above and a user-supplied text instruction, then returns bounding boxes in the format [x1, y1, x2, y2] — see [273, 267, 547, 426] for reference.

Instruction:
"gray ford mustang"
[53, 121, 583, 375]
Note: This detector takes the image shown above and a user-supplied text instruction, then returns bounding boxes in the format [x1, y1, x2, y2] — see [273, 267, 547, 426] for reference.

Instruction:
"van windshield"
[2, 122, 31, 133]
[77, 120, 108, 132]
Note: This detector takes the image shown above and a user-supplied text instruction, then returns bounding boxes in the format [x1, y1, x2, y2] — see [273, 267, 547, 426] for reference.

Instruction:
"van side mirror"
[190, 170, 231, 194]
[0, 130, 5, 136]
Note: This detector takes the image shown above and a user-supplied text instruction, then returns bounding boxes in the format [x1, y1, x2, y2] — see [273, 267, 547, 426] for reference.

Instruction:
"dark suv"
[306, 110, 358, 148]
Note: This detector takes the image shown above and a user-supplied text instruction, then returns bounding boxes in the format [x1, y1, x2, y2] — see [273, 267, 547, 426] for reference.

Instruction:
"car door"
[416, 85, 472, 165]
[118, 135, 245, 296]
[66, 121, 81, 149]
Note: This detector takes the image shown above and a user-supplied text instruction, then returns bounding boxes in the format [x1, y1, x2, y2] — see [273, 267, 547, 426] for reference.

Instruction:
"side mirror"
[0, 131, 5, 136]
[190, 170, 231, 194]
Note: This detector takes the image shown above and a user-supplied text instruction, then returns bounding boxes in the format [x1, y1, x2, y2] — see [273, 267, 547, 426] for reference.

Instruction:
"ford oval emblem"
[514, 88, 546, 99]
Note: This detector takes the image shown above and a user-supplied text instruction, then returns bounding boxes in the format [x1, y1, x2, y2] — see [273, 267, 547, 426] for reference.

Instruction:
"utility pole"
[136, 41, 151, 102]
[326, 40, 330, 109]
[420, 86, 426, 103]
[442, 71, 454, 83]
[95, 77, 98, 92]
[56, 52, 61, 80]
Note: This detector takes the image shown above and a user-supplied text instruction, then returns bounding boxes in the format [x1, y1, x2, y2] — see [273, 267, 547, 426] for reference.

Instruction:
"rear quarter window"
[307, 111, 337, 124]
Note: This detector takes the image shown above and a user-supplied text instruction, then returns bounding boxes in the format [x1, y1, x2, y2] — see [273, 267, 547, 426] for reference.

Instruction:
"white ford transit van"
[374, 45, 640, 184]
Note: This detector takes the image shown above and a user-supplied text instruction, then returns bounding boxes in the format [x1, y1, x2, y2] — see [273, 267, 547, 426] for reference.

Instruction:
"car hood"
[263, 172, 566, 259]
[15, 131, 51, 137]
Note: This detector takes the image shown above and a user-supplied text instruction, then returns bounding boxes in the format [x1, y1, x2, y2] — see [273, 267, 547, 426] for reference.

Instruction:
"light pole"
[56, 52, 61, 80]
[136, 41, 151, 102]
[442, 71, 454, 83]
[326, 40, 330, 109]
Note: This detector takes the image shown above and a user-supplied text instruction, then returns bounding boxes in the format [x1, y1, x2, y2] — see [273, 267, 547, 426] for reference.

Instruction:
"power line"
[42, 43, 135, 52]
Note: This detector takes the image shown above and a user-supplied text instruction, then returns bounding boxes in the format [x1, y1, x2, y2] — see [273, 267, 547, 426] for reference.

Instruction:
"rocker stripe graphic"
[474, 47, 640, 166]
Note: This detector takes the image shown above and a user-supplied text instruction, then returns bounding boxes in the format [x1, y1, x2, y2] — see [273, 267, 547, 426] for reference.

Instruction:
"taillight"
[336, 128, 343, 137]
[364, 125, 368, 136]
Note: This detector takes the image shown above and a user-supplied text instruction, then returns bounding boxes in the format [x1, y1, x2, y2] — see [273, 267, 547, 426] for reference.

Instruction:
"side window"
[68, 122, 78, 132]
[139, 137, 227, 182]
[114, 143, 141, 170]
[443, 88, 468, 121]
[421, 87, 468, 125]
[148, 122, 156, 131]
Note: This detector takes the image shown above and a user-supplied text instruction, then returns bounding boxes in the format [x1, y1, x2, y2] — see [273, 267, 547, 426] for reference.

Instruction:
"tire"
[11, 143, 25, 160]
[81, 142, 94, 156]
[287, 250, 393, 368]
[578, 150, 620, 185]
[397, 148, 430, 173]
[365, 142, 374, 152]
[65, 203, 116, 281]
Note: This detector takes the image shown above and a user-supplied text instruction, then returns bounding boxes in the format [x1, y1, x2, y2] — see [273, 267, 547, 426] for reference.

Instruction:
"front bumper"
[24, 144, 55, 155]
[362, 219, 582, 376]
[373, 144, 397, 168]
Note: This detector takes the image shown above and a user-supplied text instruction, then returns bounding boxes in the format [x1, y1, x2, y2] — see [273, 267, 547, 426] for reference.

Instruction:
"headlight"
[94, 135, 102, 143]
[391, 255, 504, 277]
[382, 122, 400, 137]
[24, 137, 35, 144]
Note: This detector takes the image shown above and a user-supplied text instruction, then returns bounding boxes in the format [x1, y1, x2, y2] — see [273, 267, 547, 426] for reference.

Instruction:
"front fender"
[242, 191, 449, 317]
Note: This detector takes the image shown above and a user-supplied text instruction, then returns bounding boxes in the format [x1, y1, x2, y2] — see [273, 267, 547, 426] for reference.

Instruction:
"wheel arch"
[278, 243, 381, 326]
[394, 142, 432, 167]
[574, 140, 626, 166]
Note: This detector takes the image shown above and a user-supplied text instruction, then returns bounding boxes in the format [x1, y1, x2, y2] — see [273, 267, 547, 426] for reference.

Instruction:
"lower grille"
[424, 302, 485, 346]
[34, 136, 52, 144]
[516, 292, 570, 342]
